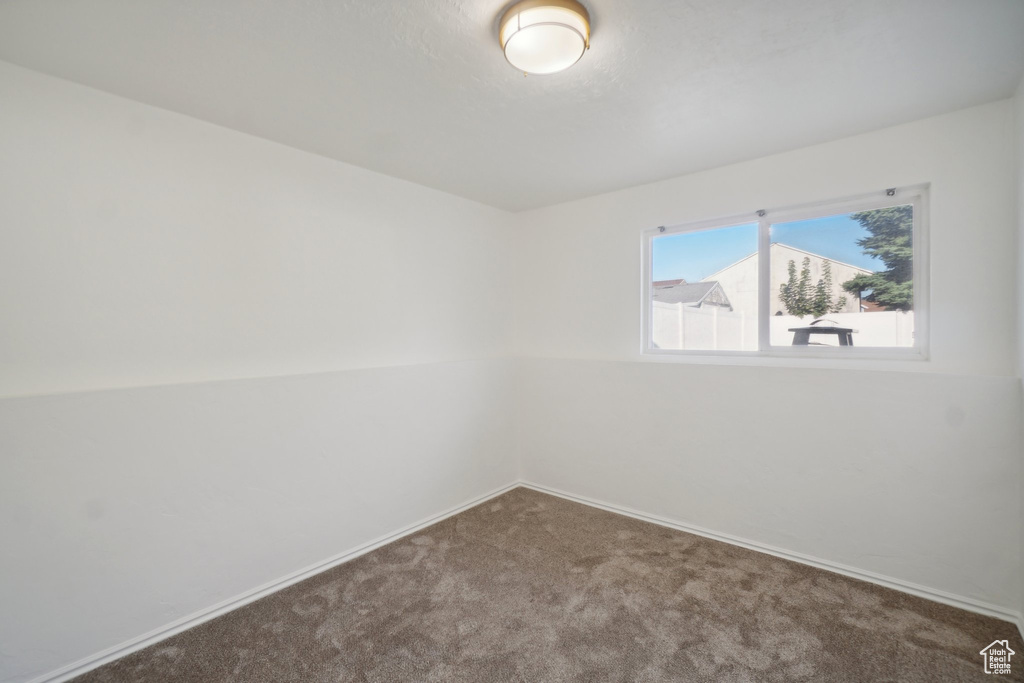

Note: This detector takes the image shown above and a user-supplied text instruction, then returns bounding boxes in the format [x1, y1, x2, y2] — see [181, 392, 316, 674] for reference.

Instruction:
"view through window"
[648, 189, 922, 354]
[651, 223, 758, 351]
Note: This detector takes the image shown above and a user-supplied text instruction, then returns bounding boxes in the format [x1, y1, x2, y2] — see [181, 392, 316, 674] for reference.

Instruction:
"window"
[643, 187, 927, 358]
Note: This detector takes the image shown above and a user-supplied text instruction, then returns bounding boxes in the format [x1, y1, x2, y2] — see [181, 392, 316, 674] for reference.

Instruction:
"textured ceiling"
[1, 0, 1023, 211]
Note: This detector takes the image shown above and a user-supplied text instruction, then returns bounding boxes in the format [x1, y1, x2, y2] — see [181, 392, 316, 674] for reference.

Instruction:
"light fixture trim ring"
[499, 0, 591, 75]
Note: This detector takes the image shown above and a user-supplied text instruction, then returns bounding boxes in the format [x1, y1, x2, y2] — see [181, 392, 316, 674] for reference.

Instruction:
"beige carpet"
[75, 487, 1022, 682]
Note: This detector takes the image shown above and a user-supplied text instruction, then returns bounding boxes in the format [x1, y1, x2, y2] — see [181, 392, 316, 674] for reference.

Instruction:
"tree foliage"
[840, 206, 913, 311]
[779, 257, 847, 318]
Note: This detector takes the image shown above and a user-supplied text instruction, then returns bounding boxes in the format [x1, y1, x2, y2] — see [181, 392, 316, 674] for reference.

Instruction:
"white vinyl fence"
[653, 301, 914, 350]
[769, 311, 914, 347]
[652, 302, 755, 351]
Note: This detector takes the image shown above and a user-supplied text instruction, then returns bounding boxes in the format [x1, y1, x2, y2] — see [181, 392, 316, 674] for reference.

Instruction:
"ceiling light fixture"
[499, 0, 590, 75]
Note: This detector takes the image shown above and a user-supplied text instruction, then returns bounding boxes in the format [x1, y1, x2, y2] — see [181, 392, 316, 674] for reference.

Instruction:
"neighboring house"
[702, 243, 872, 317]
[652, 281, 733, 311]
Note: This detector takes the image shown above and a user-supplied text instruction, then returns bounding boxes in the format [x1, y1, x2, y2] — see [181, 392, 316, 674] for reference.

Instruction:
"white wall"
[3, 58, 1023, 682]
[0, 61, 515, 398]
[518, 360, 1020, 608]
[0, 62, 518, 683]
[1017, 77, 1024, 383]
[516, 101, 1017, 376]
[515, 101, 1023, 613]
[1014, 75, 1024, 630]
[1, 361, 517, 683]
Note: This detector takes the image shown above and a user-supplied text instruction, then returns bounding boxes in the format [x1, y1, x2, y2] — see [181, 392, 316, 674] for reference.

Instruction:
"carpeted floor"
[75, 487, 1022, 682]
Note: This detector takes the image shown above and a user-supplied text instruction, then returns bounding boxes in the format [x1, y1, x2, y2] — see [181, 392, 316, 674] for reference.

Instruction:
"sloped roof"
[702, 243, 873, 281]
[653, 281, 726, 305]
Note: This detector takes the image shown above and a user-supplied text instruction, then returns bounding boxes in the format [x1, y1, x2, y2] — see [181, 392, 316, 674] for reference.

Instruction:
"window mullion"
[757, 215, 771, 352]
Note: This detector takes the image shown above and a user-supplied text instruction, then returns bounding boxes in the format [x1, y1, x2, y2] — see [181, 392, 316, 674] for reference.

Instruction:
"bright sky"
[652, 213, 884, 282]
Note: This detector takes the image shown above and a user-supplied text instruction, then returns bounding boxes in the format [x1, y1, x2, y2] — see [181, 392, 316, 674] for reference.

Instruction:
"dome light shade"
[499, 0, 590, 75]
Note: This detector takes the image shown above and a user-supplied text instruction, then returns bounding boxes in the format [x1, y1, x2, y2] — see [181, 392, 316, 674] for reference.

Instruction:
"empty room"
[2, 1, 1024, 681]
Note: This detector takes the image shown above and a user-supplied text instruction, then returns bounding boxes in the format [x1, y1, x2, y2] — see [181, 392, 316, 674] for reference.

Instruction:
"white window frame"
[641, 185, 929, 361]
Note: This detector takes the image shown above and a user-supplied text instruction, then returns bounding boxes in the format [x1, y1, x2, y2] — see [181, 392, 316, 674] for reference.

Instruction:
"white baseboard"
[25, 478, 1024, 682]
[28, 481, 520, 683]
[520, 481, 1024, 640]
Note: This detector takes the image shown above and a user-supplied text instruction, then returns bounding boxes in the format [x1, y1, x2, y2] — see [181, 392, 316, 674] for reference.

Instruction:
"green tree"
[779, 257, 847, 318]
[840, 206, 913, 311]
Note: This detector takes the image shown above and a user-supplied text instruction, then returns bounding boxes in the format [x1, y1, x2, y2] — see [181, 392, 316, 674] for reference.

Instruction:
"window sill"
[640, 347, 929, 373]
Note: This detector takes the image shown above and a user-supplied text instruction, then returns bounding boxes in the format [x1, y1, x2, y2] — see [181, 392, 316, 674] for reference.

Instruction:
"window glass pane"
[651, 223, 758, 351]
[768, 205, 914, 348]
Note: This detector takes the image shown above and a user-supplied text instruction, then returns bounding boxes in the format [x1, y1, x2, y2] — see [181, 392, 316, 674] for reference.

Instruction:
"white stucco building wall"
[706, 243, 870, 319]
